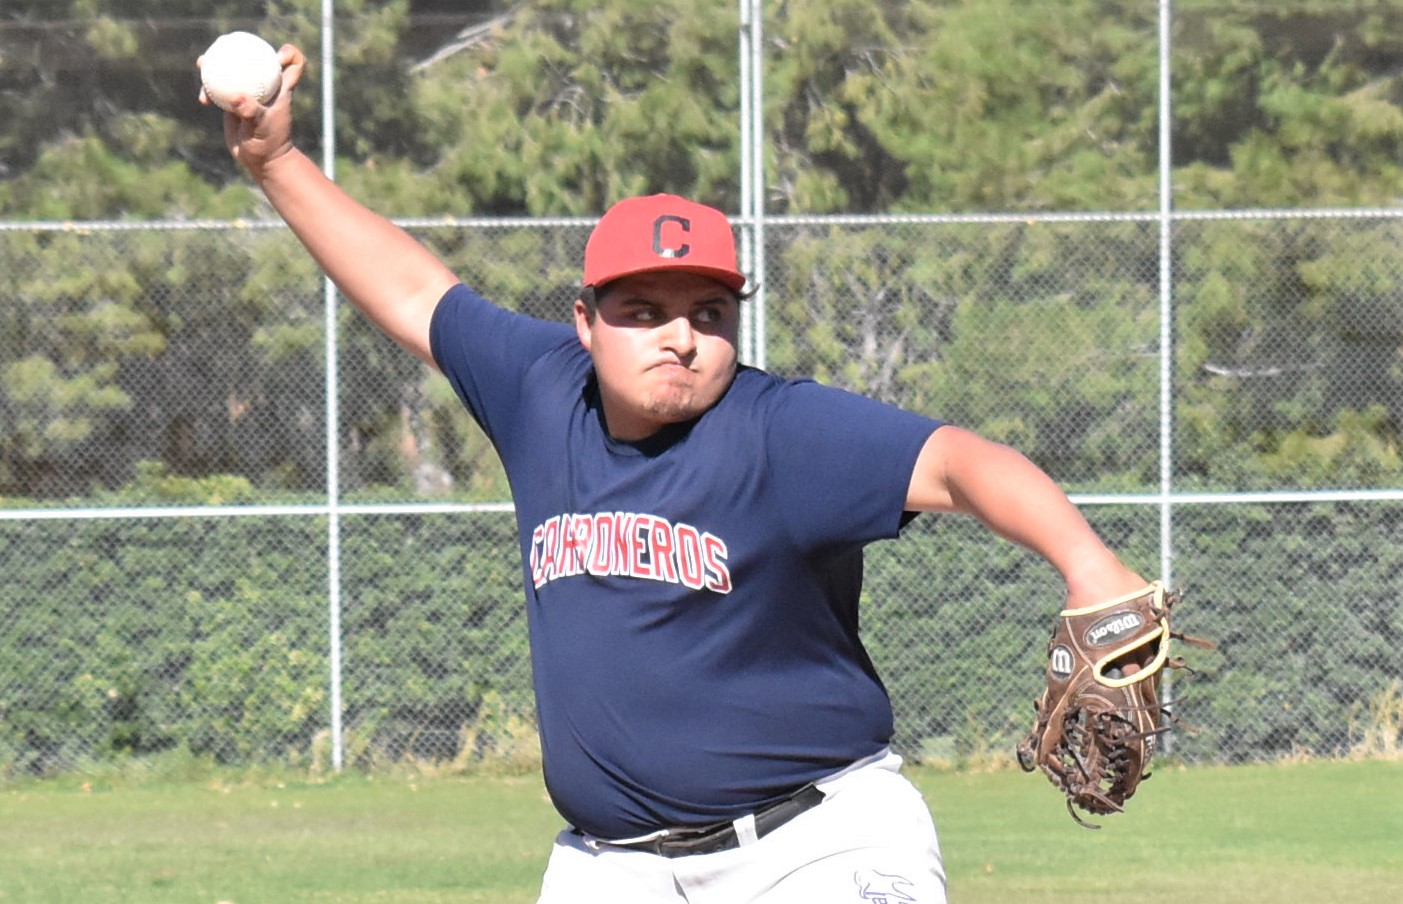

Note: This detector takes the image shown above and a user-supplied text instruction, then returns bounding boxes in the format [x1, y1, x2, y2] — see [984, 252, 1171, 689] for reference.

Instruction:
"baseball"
[200, 31, 283, 112]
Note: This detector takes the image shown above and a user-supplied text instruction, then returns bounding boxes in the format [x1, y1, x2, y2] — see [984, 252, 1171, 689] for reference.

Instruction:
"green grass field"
[0, 759, 1397, 903]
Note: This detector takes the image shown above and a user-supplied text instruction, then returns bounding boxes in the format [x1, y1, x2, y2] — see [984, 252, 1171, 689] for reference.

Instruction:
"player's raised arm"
[905, 425, 1146, 608]
[200, 39, 457, 367]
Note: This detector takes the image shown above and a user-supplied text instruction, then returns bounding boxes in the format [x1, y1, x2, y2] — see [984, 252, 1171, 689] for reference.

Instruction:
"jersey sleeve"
[429, 283, 576, 445]
[764, 379, 942, 551]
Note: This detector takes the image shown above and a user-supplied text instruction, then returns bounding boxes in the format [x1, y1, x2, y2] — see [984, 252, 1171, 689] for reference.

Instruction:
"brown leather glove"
[1017, 582, 1212, 828]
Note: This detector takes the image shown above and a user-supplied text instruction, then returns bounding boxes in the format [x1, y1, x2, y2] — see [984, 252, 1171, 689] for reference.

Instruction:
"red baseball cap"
[583, 194, 747, 292]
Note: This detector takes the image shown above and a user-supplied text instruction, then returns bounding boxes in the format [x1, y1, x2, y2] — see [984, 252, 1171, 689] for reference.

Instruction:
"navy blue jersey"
[430, 284, 943, 838]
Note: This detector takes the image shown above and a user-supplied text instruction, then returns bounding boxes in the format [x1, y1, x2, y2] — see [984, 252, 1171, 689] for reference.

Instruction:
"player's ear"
[574, 296, 594, 350]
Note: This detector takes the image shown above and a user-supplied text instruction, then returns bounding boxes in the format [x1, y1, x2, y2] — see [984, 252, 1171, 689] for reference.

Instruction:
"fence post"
[1157, 0, 1177, 754]
[320, 0, 345, 773]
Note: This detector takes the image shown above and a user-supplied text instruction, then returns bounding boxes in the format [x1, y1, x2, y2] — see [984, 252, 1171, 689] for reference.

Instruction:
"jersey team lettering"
[530, 512, 732, 593]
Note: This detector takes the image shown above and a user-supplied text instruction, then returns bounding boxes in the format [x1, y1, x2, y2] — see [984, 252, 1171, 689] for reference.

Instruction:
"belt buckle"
[651, 821, 736, 858]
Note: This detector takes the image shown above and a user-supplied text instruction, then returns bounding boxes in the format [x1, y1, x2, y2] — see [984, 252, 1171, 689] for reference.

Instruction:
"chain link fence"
[3, 0, 1403, 779]
[3, 212, 1402, 778]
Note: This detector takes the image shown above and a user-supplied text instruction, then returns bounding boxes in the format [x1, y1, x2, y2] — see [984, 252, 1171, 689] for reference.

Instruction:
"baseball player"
[208, 45, 1150, 903]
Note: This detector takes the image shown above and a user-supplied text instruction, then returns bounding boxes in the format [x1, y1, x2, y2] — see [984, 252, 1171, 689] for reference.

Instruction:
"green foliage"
[2, 2, 1403, 777]
[7, 1, 1403, 496]
[865, 501, 1403, 766]
[0, 225, 328, 497]
[765, 219, 1162, 488]
[1174, 218, 1403, 489]
[1, 501, 1398, 775]
[865, 507, 1162, 761]
[1173, 0, 1403, 207]
[852, 0, 1160, 212]
[0, 512, 530, 777]
[1170, 503, 1403, 762]
[405, 0, 742, 216]
[122, 461, 258, 505]
[0, 516, 328, 774]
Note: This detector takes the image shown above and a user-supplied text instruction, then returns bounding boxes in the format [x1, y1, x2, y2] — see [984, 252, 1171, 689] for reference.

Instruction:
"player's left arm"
[905, 425, 1145, 609]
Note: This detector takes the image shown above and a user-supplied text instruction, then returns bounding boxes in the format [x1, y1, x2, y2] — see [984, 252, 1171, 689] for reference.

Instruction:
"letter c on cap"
[653, 215, 691, 259]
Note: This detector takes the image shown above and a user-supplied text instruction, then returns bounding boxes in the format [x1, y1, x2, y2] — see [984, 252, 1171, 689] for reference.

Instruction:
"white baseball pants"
[535, 749, 947, 904]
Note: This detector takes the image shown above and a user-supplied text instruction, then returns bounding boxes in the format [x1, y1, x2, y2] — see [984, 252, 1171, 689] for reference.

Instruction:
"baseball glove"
[1016, 581, 1211, 828]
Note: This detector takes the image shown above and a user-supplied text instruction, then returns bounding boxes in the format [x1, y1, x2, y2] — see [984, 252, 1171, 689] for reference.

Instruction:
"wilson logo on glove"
[1086, 611, 1144, 646]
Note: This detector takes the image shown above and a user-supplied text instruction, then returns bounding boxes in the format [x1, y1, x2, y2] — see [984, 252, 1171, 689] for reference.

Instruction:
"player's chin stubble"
[640, 367, 728, 425]
[641, 383, 704, 425]
[626, 357, 736, 430]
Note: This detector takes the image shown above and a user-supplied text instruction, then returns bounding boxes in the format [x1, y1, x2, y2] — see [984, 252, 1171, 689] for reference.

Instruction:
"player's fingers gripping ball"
[199, 31, 283, 112]
[1016, 581, 1214, 828]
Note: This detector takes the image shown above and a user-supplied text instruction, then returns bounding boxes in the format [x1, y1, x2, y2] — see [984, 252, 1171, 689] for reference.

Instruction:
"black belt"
[607, 782, 826, 858]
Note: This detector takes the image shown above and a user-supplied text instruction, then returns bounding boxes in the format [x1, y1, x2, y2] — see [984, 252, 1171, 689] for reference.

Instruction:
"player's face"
[575, 272, 740, 441]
